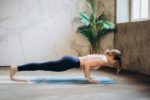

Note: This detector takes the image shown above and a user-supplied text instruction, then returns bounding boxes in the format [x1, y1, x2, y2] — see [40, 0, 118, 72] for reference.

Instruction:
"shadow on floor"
[99, 67, 150, 86]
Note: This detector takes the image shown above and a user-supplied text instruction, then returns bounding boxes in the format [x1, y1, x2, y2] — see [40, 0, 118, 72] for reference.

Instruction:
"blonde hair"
[105, 49, 122, 73]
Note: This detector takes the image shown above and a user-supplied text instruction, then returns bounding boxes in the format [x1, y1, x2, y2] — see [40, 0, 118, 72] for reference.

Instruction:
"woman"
[10, 49, 121, 83]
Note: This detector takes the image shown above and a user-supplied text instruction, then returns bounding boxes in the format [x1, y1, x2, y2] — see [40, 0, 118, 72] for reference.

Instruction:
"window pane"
[132, 0, 140, 19]
[141, 0, 149, 18]
[117, 0, 129, 23]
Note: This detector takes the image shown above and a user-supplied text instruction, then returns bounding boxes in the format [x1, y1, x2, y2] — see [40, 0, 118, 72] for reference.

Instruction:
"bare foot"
[9, 65, 18, 80]
[10, 78, 29, 82]
[9, 65, 29, 82]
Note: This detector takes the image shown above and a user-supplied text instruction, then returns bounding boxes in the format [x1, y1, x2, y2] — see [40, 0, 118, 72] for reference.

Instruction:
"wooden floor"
[0, 67, 150, 100]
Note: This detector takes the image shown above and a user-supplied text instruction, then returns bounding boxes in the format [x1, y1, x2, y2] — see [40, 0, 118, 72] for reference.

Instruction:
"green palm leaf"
[77, 26, 92, 42]
[79, 11, 90, 26]
[77, 0, 116, 53]
[97, 20, 115, 30]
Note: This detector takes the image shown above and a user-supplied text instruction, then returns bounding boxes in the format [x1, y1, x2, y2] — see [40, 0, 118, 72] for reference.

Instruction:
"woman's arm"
[82, 65, 87, 78]
[84, 59, 101, 83]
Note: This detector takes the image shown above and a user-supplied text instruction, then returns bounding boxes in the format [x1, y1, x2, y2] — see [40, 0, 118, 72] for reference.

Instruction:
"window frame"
[116, 0, 150, 23]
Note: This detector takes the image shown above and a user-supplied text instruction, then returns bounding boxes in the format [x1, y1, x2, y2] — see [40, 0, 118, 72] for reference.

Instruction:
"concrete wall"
[96, 0, 115, 53]
[0, 0, 88, 65]
[115, 20, 150, 75]
[0, 0, 115, 66]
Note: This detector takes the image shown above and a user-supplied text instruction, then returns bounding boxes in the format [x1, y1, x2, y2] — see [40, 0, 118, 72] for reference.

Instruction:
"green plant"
[77, 0, 116, 53]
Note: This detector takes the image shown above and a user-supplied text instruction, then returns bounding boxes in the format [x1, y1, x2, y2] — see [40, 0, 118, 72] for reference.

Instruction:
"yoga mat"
[0, 76, 116, 84]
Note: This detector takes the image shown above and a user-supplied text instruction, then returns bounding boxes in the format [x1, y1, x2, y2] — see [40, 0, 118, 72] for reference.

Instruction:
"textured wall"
[96, 0, 115, 52]
[0, 0, 89, 65]
[115, 20, 150, 75]
[0, 0, 115, 66]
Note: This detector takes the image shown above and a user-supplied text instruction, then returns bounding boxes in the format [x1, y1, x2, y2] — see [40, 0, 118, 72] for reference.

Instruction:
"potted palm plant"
[77, 0, 116, 54]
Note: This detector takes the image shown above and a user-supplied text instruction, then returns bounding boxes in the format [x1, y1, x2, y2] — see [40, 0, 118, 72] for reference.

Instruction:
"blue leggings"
[18, 55, 80, 72]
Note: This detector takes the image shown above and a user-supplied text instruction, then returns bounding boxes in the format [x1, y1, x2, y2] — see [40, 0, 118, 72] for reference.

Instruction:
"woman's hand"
[88, 79, 99, 84]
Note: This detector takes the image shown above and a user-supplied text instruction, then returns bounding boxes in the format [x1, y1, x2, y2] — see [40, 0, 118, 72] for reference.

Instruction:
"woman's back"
[79, 54, 108, 66]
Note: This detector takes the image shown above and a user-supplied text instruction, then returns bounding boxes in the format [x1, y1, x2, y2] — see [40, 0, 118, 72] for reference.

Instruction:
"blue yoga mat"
[30, 76, 116, 84]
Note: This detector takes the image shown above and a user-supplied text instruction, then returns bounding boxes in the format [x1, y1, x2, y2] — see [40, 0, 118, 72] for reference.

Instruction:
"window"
[117, 0, 129, 23]
[117, 0, 150, 23]
[131, 0, 150, 21]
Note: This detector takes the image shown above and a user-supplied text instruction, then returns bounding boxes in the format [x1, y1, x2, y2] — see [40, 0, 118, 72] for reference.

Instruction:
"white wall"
[0, 0, 89, 65]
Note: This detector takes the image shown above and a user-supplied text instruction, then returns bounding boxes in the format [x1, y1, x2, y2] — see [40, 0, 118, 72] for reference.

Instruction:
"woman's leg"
[17, 56, 79, 72]
[38, 56, 80, 71]
[9, 59, 63, 81]
[9, 55, 80, 81]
